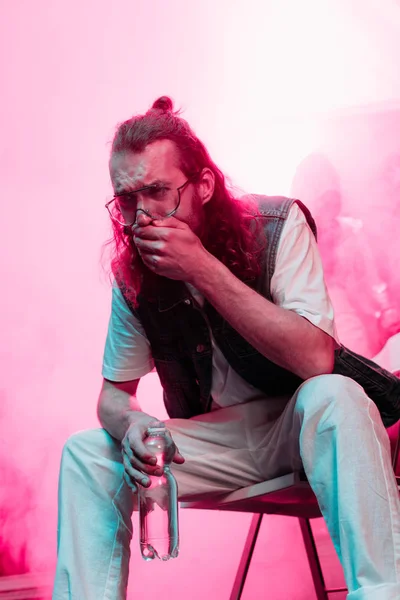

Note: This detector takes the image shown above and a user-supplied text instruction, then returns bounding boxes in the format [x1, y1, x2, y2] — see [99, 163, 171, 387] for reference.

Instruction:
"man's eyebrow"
[115, 179, 172, 195]
[147, 179, 172, 187]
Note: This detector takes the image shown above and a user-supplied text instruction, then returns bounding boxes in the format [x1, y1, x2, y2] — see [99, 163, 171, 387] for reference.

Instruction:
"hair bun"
[152, 96, 173, 113]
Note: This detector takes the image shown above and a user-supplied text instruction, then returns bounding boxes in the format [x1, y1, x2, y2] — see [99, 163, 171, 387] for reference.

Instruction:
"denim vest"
[120, 195, 400, 427]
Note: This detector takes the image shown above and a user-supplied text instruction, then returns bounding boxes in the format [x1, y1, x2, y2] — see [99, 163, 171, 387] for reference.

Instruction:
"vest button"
[196, 344, 205, 353]
[184, 298, 191, 305]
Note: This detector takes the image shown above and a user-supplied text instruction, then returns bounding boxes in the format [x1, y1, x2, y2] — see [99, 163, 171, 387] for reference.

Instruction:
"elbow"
[314, 350, 335, 377]
[96, 380, 108, 426]
[97, 397, 105, 428]
[302, 334, 335, 380]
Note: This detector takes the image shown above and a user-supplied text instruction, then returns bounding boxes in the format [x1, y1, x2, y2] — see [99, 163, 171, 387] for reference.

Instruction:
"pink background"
[1, 1, 400, 598]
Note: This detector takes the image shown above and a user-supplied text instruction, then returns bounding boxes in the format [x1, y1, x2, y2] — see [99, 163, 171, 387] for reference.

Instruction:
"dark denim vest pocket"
[154, 358, 205, 419]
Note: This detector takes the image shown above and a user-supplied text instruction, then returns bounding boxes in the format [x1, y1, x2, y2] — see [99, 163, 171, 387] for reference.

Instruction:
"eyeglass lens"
[114, 186, 180, 224]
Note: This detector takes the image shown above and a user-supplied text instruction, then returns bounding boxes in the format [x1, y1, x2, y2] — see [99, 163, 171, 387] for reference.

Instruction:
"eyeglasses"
[105, 179, 192, 228]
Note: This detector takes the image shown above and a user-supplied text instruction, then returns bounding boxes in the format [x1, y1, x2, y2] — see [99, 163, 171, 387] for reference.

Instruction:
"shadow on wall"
[290, 152, 400, 359]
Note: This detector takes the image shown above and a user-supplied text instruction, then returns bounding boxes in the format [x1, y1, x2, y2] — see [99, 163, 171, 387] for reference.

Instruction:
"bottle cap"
[146, 426, 167, 436]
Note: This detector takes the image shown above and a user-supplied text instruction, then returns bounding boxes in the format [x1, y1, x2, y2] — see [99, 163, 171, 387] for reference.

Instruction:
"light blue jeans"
[53, 374, 400, 599]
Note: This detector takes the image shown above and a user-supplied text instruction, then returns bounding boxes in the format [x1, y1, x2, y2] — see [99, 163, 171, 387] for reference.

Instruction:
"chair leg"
[298, 518, 328, 600]
[229, 513, 263, 600]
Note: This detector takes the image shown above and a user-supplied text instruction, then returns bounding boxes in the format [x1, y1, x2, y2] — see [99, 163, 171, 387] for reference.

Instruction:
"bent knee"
[295, 373, 371, 418]
[301, 373, 364, 398]
[62, 428, 118, 459]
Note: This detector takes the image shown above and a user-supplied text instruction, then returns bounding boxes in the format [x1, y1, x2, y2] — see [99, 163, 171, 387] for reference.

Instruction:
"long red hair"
[106, 96, 266, 305]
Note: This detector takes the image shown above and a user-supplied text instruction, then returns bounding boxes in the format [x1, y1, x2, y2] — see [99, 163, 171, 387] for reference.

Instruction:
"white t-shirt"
[102, 203, 338, 408]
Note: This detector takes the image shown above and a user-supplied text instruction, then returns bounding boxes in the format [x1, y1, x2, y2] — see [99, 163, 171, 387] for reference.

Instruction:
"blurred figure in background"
[291, 153, 400, 358]
[369, 150, 400, 369]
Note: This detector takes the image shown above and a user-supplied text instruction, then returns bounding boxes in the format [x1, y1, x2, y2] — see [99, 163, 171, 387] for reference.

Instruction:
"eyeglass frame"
[105, 178, 194, 228]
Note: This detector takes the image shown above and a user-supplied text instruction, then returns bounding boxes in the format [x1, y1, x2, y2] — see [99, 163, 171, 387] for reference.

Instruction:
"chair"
[181, 421, 400, 600]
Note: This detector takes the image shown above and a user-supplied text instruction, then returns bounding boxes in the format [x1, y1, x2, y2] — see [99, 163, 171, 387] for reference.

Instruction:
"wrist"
[189, 250, 220, 290]
[124, 410, 159, 434]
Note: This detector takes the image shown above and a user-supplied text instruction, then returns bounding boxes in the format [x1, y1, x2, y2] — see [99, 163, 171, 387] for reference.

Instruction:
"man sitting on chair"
[53, 96, 400, 600]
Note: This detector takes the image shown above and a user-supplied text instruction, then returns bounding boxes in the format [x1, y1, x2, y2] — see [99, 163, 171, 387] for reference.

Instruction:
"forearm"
[97, 380, 157, 441]
[191, 253, 334, 380]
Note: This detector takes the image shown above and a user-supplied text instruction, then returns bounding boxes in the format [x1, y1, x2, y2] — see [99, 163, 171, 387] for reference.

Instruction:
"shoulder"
[242, 194, 294, 217]
[282, 202, 314, 233]
[110, 281, 141, 323]
[243, 194, 317, 238]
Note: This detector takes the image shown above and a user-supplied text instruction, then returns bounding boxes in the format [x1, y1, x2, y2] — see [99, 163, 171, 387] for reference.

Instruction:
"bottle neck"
[145, 426, 175, 465]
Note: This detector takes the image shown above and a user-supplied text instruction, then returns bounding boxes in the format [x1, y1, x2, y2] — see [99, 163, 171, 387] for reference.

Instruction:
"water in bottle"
[138, 426, 179, 561]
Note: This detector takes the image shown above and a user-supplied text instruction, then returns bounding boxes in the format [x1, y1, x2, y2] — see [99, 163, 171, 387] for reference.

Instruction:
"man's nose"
[135, 211, 153, 227]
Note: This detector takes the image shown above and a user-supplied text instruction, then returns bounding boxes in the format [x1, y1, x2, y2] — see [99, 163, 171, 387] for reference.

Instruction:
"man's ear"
[197, 168, 215, 206]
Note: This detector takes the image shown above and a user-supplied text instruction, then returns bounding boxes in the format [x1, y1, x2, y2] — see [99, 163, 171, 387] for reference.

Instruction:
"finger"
[139, 253, 160, 273]
[133, 226, 169, 241]
[134, 217, 187, 238]
[152, 216, 187, 229]
[123, 447, 163, 477]
[122, 451, 150, 486]
[136, 250, 155, 270]
[126, 429, 159, 465]
[122, 438, 134, 460]
[123, 470, 138, 492]
[134, 239, 164, 255]
[173, 448, 185, 464]
[122, 437, 151, 468]
[122, 439, 152, 467]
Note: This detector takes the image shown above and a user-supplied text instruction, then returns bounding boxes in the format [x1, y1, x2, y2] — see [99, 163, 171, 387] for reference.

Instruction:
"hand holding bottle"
[121, 416, 185, 491]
